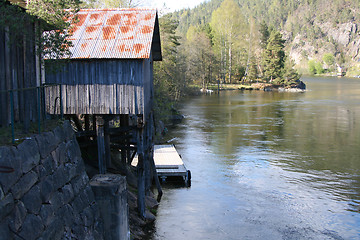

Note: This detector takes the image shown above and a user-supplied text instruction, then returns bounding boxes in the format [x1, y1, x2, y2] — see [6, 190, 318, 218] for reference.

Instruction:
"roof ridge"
[78, 8, 157, 12]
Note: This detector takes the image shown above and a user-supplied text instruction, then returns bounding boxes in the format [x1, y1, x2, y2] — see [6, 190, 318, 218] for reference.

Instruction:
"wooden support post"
[92, 115, 97, 132]
[84, 114, 90, 131]
[150, 148, 163, 201]
[96, 116, 106, 174]
[144, 115, 153, 193]
[120, 115, 128, 164]
[136, 115, 146, 218]
[104, 116, 111, 169]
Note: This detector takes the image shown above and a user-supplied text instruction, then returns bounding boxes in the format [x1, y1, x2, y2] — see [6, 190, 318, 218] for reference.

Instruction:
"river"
[151, 77, 360, 239]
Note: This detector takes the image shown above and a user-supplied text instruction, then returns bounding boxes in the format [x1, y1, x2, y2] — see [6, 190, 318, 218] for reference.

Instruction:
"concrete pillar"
[90, 174, 129, 240]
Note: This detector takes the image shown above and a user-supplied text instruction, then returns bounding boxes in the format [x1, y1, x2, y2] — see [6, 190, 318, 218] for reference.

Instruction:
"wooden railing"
[0, 84, 63, 144]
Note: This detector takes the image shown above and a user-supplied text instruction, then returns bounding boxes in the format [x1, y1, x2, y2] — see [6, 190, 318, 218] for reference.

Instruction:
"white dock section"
[132, 145, 190, 183]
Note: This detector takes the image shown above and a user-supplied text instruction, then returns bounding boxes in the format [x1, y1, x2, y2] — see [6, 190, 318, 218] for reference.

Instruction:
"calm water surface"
[152, 77, 360, 239]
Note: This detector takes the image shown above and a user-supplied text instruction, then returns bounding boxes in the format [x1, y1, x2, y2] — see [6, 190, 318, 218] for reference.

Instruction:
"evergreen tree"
[259, 20, 270, 50]
[283, 58, 301, 84]
[263, 30, 285, 82]
[247, 56, 258, 81]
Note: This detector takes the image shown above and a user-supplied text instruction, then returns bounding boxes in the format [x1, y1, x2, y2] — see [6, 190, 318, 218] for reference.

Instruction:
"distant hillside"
[170, 0, 360, 74]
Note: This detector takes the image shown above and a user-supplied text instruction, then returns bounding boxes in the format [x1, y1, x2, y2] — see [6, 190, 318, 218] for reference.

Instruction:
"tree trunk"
[228, 43, 232, 83]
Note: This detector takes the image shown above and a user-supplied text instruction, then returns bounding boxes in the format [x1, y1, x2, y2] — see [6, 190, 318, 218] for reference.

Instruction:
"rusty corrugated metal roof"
[67, 8, 161, 60]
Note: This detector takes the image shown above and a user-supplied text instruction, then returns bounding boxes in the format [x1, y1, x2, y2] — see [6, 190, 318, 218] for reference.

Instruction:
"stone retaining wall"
[0, 121, 103, 240]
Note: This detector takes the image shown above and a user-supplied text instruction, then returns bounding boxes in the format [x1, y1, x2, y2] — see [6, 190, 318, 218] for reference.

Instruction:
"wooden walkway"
[132, 145, 191, 185]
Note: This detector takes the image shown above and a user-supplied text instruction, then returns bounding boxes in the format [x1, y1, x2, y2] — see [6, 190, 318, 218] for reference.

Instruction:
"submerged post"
[90, 174, 130, 240]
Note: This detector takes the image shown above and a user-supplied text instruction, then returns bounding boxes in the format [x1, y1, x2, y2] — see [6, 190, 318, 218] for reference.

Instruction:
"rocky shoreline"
[250, 82, 306, 92]
[128, 188, 158, 240]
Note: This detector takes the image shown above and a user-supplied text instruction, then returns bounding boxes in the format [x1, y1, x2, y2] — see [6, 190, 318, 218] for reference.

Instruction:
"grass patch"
[0, 118, 64, 146]
[190, 83, 256, 91]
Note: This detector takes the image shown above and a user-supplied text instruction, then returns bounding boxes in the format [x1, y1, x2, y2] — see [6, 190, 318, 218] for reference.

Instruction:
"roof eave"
[151, 11, 162, 61]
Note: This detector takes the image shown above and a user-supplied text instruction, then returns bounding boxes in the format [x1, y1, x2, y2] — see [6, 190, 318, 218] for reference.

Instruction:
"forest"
[154, 0, 360, 115]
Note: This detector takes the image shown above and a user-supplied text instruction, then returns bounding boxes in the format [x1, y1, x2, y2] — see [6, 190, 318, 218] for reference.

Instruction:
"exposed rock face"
[323, 22, 357, 46]
[287, 21, 360, 65]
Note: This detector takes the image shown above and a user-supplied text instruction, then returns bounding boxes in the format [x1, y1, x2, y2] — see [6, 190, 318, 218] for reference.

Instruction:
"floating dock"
[132, 145, 191, 186]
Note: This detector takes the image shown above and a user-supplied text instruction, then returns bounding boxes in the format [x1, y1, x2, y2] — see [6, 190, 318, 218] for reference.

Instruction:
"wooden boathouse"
[44, 8, 162, 218]
[0, 0, 43, 129]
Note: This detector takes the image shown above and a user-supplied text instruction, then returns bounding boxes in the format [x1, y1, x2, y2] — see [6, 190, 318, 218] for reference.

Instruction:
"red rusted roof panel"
[68, 8, 157, 59]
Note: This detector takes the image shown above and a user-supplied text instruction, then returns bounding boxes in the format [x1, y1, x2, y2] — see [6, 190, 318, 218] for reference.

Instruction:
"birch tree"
[209, 0, 247, 83]
[186, 30, 215, 89]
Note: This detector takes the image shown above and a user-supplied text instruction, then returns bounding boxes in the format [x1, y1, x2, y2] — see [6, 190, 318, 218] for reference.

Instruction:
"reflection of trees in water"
[188, 88, 360, 204]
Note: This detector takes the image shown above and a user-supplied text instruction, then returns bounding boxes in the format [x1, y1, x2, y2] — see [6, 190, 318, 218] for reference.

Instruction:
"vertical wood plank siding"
[0, 22, 39, 127]
[45, 59, 152, 115]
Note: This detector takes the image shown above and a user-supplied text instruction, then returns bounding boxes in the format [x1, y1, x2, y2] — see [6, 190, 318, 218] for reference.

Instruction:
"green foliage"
[322, 53, 335, 68]
[308, 60, 317, 74]
[27, 0, 80, 30]
[247, 56, 258, 81]
[263, 30, 286, 81]
[210, 0, 248, 83]
[154, 0, 360, 100]
[186, 25, 198, 41]
[259, 21, 270, 49]
[308, 60, 324, 74]
[0, 1, 34, 41]
[1, 0, 81, 60]
[283, 58, 301, 83]
[186, 31, 215, 89]
[315, 61, 324, 74]
[236, 66, 246, 81]
[153, 14, 186, 120]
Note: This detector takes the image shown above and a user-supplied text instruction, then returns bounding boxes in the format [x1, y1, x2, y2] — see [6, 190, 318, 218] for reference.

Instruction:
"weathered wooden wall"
[143, 53, 154, 119]
[45, 59, 153, 116]
[0, 22, 40, 127]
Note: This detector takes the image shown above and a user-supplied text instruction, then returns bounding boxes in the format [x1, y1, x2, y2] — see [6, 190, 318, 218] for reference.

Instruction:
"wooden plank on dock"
[132, 145, 189, 178]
